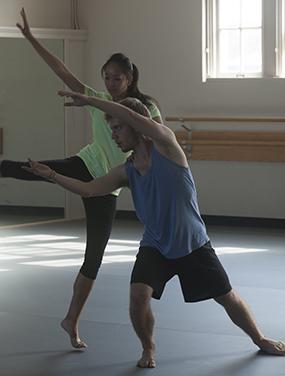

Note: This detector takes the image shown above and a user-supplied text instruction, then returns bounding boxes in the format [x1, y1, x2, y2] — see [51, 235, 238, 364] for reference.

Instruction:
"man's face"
[110, 118, 137, 152]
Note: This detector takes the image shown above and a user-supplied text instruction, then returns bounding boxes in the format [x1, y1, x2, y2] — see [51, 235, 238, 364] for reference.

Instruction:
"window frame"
[203, 0, 280, 80]
[276, 0, 285, 77]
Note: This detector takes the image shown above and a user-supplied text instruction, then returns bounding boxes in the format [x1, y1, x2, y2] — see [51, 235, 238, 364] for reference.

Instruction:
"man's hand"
[22, 160, 54, 180]
[16, 8, 33, 40]
[58, 90, 89, 107]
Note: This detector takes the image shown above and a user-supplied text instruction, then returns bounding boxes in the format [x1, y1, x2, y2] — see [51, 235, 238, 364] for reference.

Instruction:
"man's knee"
[214, 288, 238, 306]
[130, 283, 153, 310]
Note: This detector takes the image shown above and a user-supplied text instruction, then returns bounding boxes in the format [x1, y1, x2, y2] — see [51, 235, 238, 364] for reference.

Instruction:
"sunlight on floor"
[216, 247, 269, 255]
[0, 234, 269, 270]
[0, 234, 77, 244]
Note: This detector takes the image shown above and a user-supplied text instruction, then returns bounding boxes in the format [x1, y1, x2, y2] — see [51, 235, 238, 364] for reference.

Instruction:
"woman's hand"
[16, 8, 33, 40]
[22, 160, 54, 180]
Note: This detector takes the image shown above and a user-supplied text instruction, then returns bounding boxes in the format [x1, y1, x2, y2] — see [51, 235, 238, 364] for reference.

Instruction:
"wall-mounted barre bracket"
[179, 119, 192, 158]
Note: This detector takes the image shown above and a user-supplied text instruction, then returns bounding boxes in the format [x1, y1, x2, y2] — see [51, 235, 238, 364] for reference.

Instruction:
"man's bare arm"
[23, 161, 128, 197]
[59, 90, 175, 143]
[58, 90, 188, 166]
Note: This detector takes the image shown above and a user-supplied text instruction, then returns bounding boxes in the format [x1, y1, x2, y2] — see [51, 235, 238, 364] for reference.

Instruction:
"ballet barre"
[165, 116, 285, 162]
[166, 116, 285, 123]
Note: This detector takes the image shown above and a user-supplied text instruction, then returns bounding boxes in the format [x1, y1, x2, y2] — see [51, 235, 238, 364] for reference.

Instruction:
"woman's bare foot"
[60, 319, 87, 349]
[257, 337, 285, 355]
[137, 349, 156, 368]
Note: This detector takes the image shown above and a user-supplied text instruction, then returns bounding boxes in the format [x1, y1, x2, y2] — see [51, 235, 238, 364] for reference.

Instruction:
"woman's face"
[103, 63, 132, 100]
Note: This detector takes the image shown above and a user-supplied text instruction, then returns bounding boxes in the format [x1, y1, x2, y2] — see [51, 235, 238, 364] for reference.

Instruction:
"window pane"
[218, 0, 240, 28]
[241, 0, 262, 28]
[241, 29, 262, 72]
[219, 30, 240, 73]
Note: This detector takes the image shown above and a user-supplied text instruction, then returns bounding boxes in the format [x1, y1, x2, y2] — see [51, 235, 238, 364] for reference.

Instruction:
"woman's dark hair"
[101, 53, 159, 109]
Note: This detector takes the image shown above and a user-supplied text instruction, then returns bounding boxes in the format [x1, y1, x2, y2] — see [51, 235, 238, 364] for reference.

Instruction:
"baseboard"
[115, 210, 285, 229]
[0, 205, 64, 217]
[202, 215, 285, 228]
[1, 207, 284, 229]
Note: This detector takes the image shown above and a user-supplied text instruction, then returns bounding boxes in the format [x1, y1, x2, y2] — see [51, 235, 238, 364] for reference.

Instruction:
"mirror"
[0, 37, 65, 226]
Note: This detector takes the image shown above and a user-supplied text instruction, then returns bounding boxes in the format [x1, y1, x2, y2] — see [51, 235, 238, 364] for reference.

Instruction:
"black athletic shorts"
[130, 241, 232, 302]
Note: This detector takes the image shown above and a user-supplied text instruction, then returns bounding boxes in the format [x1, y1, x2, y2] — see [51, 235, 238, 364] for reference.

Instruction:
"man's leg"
[215, 289, 285, 355]
[129, 283, 156, 368]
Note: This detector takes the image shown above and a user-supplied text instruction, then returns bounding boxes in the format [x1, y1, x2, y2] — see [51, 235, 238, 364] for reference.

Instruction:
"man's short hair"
[105, 97, 151, 122]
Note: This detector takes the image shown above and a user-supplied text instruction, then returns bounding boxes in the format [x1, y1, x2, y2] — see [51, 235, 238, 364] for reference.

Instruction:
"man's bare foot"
[257, 337, 285, 356]
[60, 319, 87, 349]
[137, 349, 156, 368]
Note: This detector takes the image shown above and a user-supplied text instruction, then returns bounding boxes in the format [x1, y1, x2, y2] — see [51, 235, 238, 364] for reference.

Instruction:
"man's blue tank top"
[125, 145, 209, 259]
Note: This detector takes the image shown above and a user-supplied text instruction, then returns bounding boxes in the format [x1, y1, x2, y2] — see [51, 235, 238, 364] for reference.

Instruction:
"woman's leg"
[61, 194, 116, 349]
[0, 157, 108, 349]
[0, 159, 52, 180]
[60, 272, 94, 349]
[0, 157, 86, 181]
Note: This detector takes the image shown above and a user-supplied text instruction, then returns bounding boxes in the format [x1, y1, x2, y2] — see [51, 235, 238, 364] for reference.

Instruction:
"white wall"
[77, 0, 285, 219]
[0, 38, 65, 207]
[0, 0, 71, 28]
[1, 0, 284, 219]
[0, 1, 88, 218]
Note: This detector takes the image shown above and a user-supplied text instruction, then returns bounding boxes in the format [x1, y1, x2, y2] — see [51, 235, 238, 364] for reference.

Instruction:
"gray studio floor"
[0, 216, 285, 376]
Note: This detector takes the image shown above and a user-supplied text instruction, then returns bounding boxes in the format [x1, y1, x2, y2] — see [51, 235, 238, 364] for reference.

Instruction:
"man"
[25, 90, 285, 368]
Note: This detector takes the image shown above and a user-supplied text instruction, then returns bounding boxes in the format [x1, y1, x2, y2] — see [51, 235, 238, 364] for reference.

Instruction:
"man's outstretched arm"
[23, 161, 128, 197]
[58, 90, 188, 166]
[58, 90, 175, 142]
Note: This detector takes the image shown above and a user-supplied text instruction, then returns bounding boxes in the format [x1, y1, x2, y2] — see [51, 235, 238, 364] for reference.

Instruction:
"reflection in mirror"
[0, 37, 65, 226]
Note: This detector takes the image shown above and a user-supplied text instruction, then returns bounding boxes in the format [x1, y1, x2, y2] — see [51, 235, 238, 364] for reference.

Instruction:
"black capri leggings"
[1, 157, 117, 279]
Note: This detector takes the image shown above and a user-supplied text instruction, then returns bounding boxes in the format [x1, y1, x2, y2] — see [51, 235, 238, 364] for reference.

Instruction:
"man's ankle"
[253, 335, 266, 347]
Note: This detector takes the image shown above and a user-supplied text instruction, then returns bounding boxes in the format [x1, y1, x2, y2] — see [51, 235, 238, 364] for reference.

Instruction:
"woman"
[0, 8, 162, 349]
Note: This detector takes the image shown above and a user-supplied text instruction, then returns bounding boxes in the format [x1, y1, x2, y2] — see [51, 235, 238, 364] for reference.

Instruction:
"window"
[276, 0, 285, 77]
[203, 0, 284, 79]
